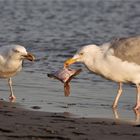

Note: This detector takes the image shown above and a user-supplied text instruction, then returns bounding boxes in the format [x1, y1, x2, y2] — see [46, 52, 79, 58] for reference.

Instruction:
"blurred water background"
[0, 0, 140, 123]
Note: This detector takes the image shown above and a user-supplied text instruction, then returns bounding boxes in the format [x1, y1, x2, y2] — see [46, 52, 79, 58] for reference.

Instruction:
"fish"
[47, 67, 82, 96]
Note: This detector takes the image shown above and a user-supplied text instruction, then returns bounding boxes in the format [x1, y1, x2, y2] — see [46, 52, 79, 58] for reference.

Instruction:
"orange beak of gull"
[64, 58, 78, 67]
[24, 53, 35, 61]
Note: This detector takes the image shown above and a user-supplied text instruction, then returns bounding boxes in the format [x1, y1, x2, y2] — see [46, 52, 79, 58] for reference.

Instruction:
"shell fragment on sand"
[47, 67, 82, 96]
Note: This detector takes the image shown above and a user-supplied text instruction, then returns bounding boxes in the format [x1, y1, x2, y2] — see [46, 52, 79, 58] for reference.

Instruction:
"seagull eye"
[13, 49, 20, 53]
[79, 52, 84, 56]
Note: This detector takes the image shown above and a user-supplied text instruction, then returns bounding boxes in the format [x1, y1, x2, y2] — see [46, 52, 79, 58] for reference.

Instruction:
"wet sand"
[0, 101, 140, 140]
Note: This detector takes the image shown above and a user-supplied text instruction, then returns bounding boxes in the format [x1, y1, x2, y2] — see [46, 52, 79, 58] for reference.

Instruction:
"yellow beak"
[24, 53, 35, 61]
[64, 58, 77, 67]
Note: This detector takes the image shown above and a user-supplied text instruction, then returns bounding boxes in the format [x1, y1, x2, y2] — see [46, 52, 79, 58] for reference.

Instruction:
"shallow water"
[0, 0, 140, 123]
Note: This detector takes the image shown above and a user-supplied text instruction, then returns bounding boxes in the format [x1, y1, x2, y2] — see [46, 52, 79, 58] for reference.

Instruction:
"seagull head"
[64, 44, 100, 67]
[7, 45, 35, 61]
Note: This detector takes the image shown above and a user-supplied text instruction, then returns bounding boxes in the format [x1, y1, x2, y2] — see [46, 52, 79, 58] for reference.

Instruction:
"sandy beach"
[0, 101, 139, 140]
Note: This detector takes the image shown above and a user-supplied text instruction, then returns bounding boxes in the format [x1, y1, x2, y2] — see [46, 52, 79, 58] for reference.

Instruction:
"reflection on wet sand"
[9, 98, 16, 103]
[113, 108, 140, 125]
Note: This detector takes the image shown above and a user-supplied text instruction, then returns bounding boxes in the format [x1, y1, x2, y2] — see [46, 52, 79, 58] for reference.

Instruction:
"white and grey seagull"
[64, 36, 140, 110]
[0, 44, 35, 101]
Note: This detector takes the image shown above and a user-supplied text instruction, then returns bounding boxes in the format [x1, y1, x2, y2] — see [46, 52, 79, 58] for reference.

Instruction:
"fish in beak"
[24, 53, 35, 61]
[64, 58, 78, 67]
[47, 67, 82, 96]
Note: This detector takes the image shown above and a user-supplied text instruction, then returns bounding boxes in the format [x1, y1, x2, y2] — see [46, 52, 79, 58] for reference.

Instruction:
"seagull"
[64, 36, 140, 110]
[0, 44, 35, 101]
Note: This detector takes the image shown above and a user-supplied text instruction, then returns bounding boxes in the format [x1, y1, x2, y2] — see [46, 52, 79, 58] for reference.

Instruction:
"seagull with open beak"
[0, 44, 35, 101]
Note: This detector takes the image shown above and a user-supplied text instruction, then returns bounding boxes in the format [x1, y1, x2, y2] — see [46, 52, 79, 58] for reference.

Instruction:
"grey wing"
[109, 36, 140, 65]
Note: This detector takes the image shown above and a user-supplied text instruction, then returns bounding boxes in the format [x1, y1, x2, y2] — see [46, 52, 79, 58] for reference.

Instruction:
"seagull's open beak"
[24, 53, 35, 61]
[64, 58, 78, 67]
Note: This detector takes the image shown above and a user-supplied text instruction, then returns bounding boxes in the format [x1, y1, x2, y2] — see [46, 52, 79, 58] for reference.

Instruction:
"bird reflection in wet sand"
[0, 45, 35, 102]
[113, 108, 140, 125]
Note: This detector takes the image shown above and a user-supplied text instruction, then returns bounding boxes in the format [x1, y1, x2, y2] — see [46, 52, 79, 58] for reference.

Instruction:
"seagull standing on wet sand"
[64, 36, 140, 110]
[0, 45, 35, 101]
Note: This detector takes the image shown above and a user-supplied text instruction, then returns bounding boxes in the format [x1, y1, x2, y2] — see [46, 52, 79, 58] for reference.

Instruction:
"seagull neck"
[0, 58, 22, 72]
[87, 50, 114, 79]
[84, 48, 104, 73]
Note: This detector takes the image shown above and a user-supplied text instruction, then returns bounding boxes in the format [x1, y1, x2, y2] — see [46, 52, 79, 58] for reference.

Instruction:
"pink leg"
[112, 82, 122, 108]
[134, 84, 140, 110]
[8, 78, 16, 101]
